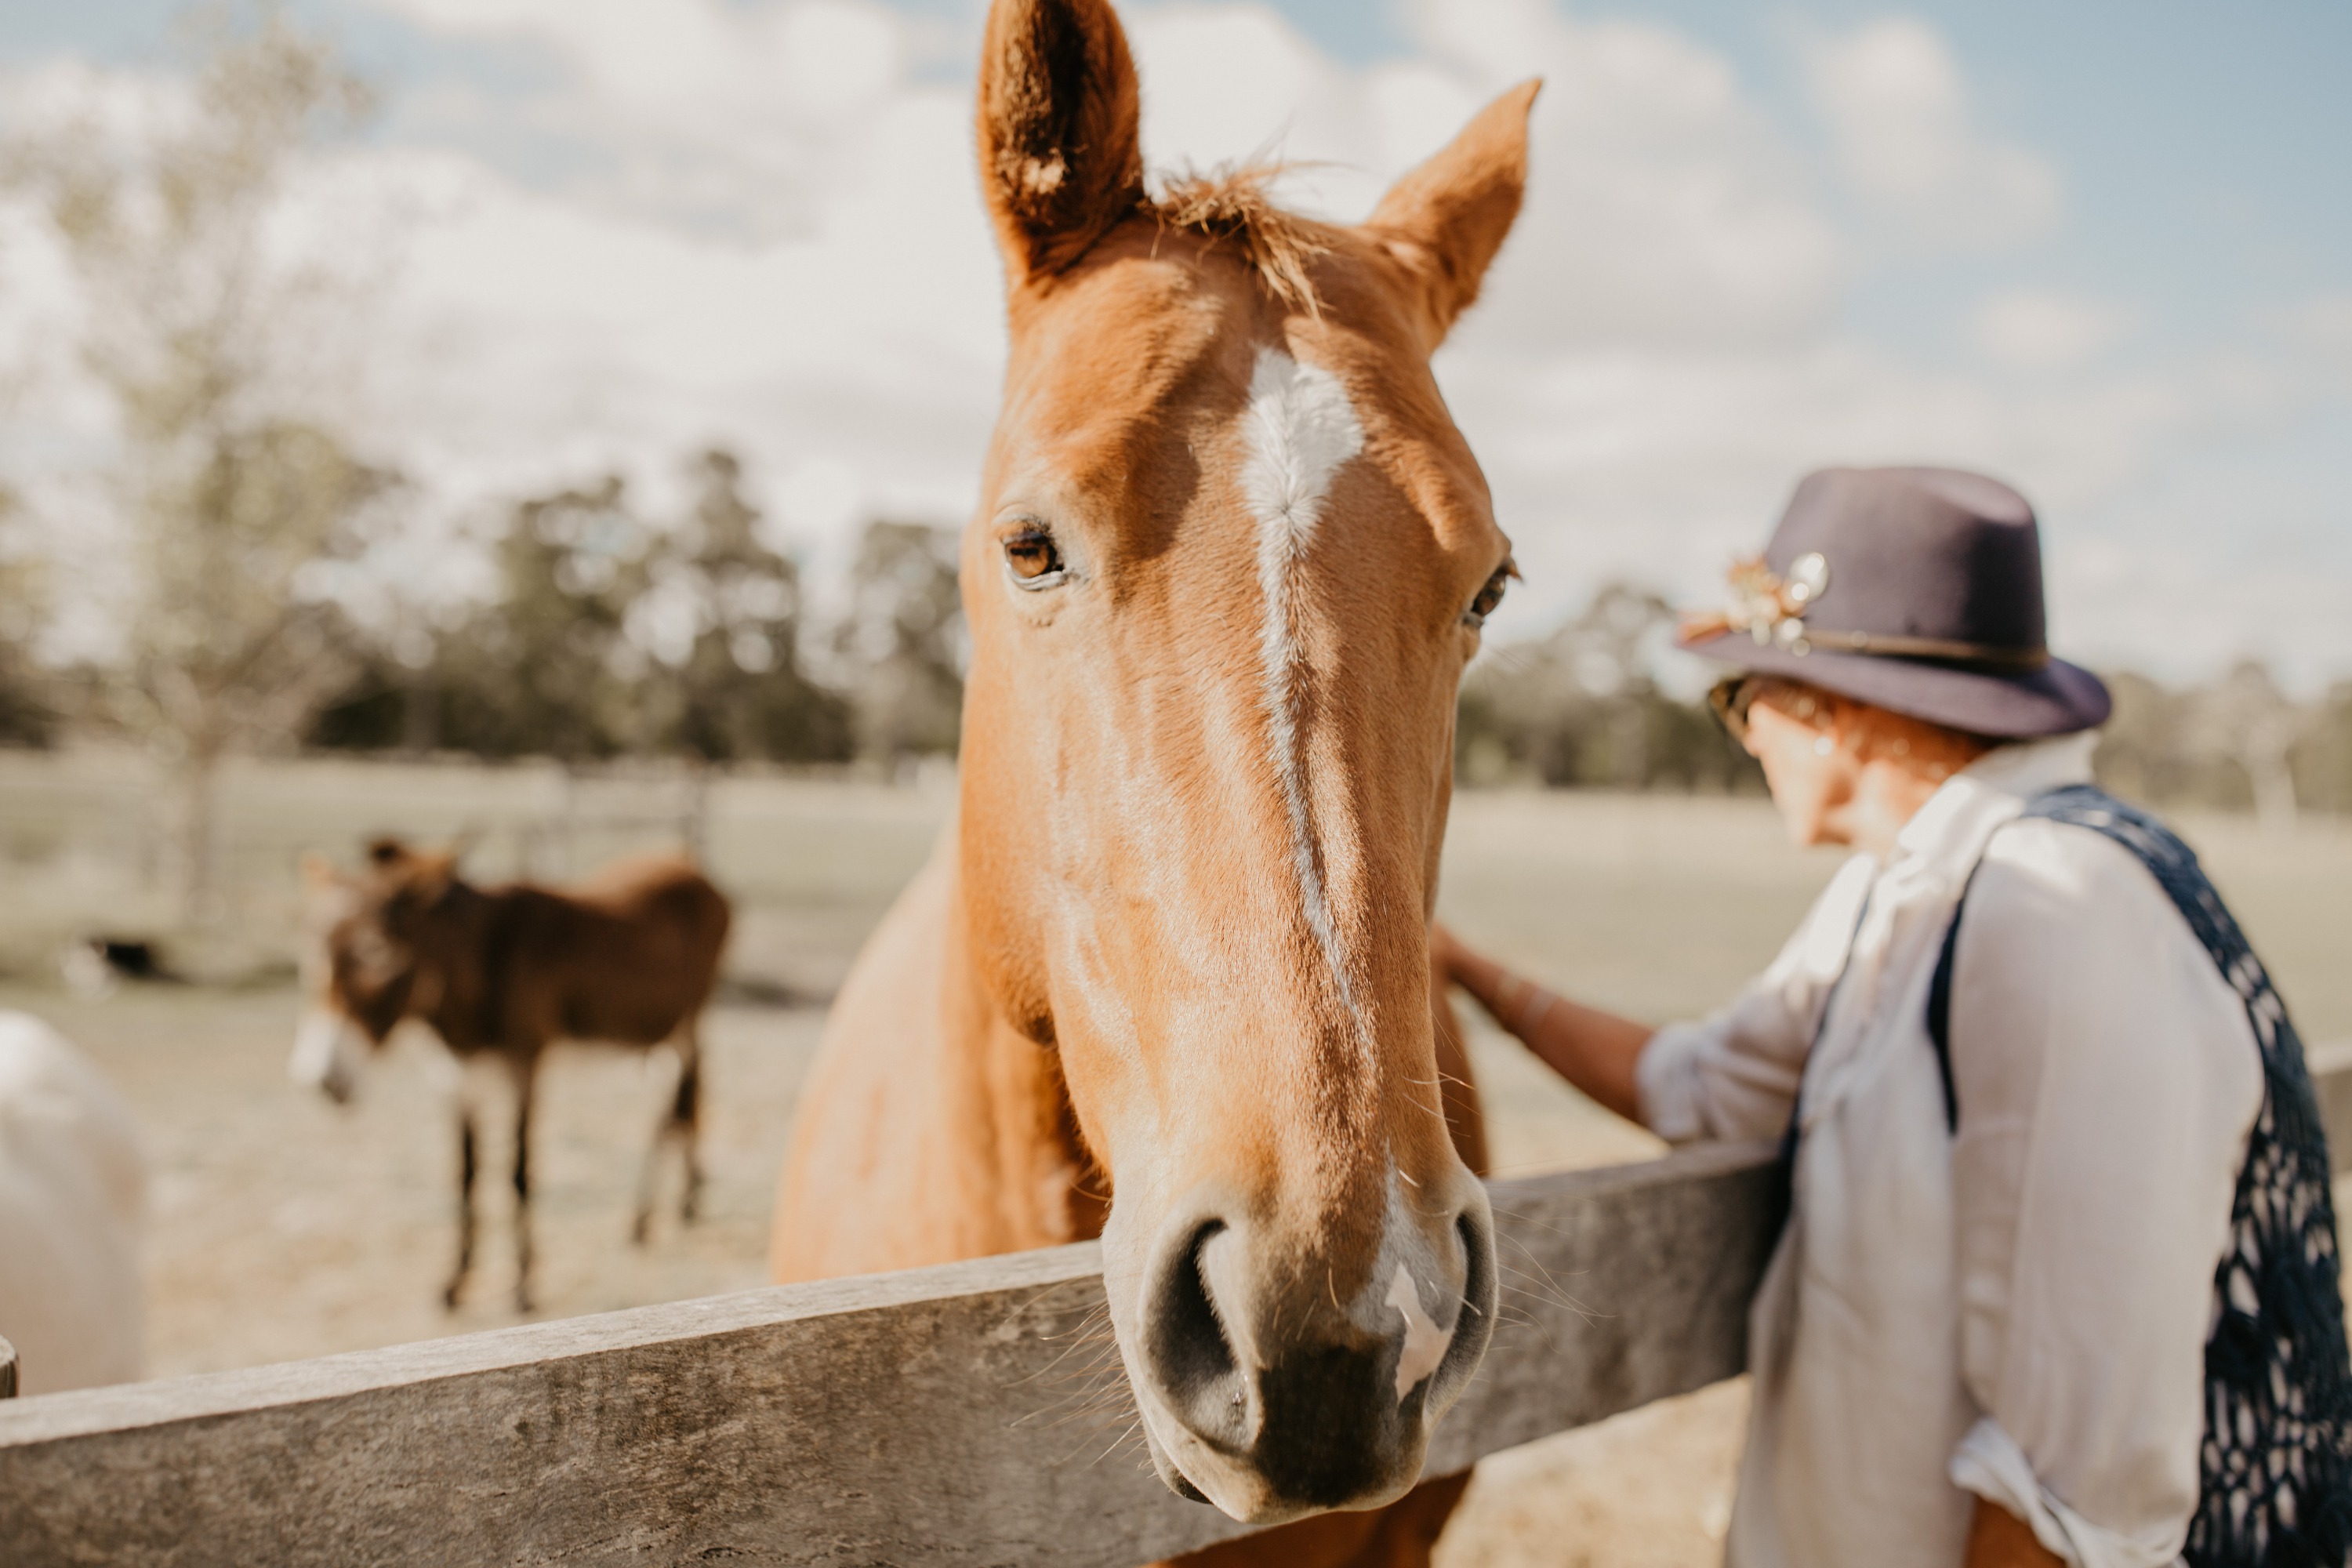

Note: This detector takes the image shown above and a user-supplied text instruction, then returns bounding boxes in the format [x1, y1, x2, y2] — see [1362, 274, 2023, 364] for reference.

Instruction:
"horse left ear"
[975, 0, 1147, 289]
[1363, 79, 1541, 350]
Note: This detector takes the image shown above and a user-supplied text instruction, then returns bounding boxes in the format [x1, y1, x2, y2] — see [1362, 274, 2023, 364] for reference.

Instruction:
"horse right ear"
[975, 0, 1145, 289]
[1364, 79, 1541, 351]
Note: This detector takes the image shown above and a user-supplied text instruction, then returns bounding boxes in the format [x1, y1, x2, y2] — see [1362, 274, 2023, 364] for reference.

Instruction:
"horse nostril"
[1143, 1219, 1253, 1453]
[1436, 1207, 1497, 1396]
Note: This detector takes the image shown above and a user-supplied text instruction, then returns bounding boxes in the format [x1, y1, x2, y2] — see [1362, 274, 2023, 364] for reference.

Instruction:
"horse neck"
[409, 880, 509, 1054]
[941, 839, 1109, 1250]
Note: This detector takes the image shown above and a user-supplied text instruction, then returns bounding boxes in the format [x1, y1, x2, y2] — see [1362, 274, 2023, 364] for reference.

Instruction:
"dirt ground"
[5, 753, 2350, 1566]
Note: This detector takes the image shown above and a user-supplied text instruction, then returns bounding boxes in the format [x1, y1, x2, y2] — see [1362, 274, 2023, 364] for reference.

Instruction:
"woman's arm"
[1429, 923, 1652, 1123]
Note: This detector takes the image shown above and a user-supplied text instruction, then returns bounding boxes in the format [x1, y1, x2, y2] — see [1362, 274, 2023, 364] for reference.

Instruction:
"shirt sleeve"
[1635, 852, 1876, 1144]
[1944, 821, 2263, 1568]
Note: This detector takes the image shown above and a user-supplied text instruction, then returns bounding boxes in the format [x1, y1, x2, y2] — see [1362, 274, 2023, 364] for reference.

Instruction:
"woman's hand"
[1428, 920, 1472, 987]
[1427, 921, 1653, 1124]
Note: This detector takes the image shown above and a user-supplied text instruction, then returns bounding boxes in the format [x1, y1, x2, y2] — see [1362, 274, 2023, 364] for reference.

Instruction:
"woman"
[1435, 466, 2352, 1568]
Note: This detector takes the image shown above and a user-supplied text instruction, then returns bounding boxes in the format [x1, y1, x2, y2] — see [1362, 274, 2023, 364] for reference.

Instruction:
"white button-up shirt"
[1636, 733, 2263, 1568]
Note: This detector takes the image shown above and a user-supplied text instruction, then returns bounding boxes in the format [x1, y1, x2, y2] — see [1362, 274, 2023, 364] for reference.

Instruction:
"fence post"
[1, 1334, 16, 1400]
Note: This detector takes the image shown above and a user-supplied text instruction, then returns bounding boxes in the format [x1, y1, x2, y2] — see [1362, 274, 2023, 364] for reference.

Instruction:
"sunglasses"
[1708, 674, 1820, 742]
[1708, 675, 1760, 741]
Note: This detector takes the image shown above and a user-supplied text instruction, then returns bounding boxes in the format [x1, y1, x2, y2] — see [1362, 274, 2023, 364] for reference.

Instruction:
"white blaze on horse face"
[1240, 346, 1368, 1040]
[289, 1008, 367, 1105]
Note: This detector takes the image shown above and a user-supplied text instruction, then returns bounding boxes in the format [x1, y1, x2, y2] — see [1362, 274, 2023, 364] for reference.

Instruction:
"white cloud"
[1806, 16, 2061, 251]
[1972, 287, 2135, 372]
[367, 0, 913, 238]
[1406, 0, 1844, 350]
[1116, 0, 1844, 350]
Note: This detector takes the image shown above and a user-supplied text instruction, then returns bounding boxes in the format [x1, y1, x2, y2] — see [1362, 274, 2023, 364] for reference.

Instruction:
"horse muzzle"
[289, 1009, 368, 1105]
[1117, 1177, 1497, 1524]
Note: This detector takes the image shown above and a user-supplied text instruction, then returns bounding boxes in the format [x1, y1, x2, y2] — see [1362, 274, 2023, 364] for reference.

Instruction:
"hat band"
[1800, 628, 2051, 672]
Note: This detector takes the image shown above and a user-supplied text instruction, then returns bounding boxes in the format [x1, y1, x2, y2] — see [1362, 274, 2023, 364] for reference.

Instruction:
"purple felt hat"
[1679, 466, 2111, 739]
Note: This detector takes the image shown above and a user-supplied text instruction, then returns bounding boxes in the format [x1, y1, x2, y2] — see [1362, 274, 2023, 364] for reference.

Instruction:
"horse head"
[289, 837, 460, 1104]
[960, 0, 1535, 1524]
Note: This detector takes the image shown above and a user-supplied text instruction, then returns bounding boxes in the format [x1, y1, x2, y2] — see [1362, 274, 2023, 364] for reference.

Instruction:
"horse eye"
[1002, 527, 1065, 588]
[1464, 564, 1512, 628]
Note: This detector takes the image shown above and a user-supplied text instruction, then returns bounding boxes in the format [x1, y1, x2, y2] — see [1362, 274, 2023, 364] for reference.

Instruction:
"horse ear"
[1363, 79, 1541, 350]
[975, 0, 1146, 288]
[365, 836, 408, 869]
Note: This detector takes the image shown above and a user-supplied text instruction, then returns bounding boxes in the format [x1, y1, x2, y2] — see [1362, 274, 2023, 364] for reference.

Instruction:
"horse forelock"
[1149, 166, 1334, 315]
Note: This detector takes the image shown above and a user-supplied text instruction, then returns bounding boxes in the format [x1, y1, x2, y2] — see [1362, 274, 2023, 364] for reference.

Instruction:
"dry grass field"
[2, 749, 2348, 1566]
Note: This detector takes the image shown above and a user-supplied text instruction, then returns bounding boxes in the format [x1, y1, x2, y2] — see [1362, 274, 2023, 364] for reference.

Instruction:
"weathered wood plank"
[1430, 1139, 1779, 1476]
[0, 1145, 1776, 1568]
[1, 1334, 16, 1400]
[2, 1053, 2346, 1568]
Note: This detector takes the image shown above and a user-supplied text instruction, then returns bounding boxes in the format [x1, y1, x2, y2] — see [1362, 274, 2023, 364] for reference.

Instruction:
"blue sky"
[2, 1, 2348, 684]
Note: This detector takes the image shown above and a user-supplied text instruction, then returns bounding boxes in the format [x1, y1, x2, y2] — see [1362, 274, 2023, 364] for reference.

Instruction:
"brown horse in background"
[293, 840, 729, 1311]
[773, 1, 1531, 1561]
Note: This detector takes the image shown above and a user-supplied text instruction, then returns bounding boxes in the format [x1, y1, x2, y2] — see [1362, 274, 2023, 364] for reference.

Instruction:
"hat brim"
[1680, 630, 2111, 739]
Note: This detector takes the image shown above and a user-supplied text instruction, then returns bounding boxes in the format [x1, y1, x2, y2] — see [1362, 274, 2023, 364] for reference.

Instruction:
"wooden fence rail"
[5, 1047, 2349, 1568]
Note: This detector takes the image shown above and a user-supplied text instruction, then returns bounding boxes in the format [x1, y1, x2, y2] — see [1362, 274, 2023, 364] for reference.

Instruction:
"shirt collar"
[1890, 731, 2100, 870]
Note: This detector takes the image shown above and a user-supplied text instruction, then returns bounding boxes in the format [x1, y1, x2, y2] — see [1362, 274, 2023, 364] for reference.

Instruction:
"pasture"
[2, 750, 2349, 1565]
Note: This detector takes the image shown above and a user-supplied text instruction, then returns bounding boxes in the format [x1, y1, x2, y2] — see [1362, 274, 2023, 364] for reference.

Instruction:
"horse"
[771, 2, 1534, 1560]
[292, 839, 731, 1312]
[0, 1011, 146, 1396]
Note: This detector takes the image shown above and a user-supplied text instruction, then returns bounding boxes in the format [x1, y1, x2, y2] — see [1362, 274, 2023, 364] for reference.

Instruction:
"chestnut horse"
[293, 840, 730, 1311]
[773, 2, 1532, 1560]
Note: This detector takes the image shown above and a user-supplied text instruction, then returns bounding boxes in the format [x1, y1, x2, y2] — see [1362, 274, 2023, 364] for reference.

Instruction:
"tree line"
[303, 452, 963, 773]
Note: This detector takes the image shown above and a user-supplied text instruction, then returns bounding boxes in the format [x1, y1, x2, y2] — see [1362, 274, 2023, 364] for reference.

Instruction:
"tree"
[833, 521, 964, 768]
[5, 8, 380, 916]
[636, 450, 850, 766]
[434, 474, 655, 762]
[310, 452, 856, 768]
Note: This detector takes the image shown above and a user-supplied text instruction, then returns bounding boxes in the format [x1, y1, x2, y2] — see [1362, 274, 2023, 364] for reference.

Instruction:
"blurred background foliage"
[308, 452, 860, 769]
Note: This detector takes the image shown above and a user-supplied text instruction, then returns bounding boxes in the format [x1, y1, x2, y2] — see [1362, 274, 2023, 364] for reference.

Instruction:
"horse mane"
[1150, 164, 1334, 316]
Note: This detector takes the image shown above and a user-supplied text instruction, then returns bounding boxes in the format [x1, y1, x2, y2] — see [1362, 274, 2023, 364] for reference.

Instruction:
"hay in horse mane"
[1151, 164, 1334, 314]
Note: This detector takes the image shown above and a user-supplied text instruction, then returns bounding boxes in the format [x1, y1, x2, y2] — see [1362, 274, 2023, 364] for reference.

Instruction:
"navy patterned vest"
[1929, 784, 2352, 1566]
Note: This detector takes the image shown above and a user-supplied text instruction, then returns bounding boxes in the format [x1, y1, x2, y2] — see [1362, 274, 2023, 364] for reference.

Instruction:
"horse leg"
[673, 1029, 704, 1225]
[510, 1056, 537, 1314]
[632, 1030, 705, 1245]
[445, 1104, 478, 1310]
